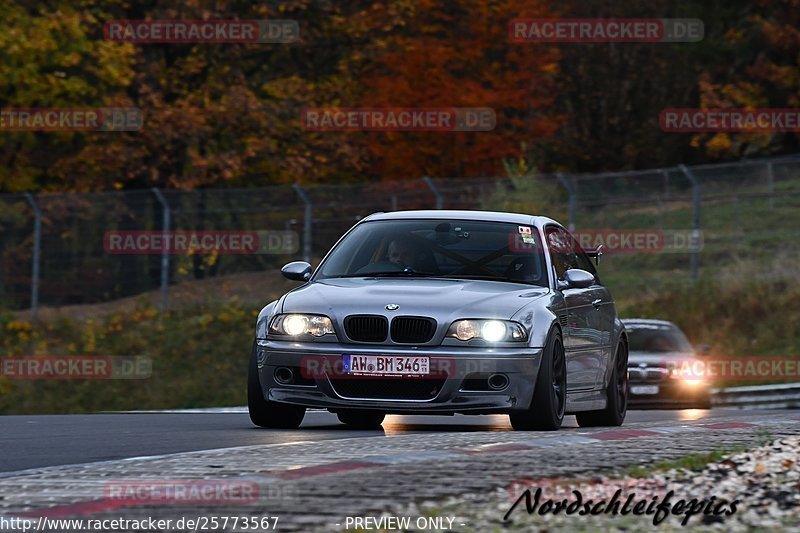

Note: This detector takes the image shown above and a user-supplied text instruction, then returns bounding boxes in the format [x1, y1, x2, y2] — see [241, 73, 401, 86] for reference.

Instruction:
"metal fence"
[712, 383, 800, 410]
[2, 154, 800, 317]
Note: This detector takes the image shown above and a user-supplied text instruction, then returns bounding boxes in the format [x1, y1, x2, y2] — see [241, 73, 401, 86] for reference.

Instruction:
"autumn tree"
[692, 0, 800, 158]
[345, 0, 562, 180]
[535, 0, 762, 172]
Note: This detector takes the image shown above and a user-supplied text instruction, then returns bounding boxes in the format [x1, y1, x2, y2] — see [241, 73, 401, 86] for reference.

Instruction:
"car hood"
[280, 278, 549, 323]
[628, 351, 698, 365]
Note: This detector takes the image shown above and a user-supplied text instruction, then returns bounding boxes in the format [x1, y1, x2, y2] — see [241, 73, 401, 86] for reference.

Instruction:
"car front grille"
[344, 315, 388, 342]
[628, 365, 669, 382]
[390, 316, 436, 344]
[329, 377, 445, 400]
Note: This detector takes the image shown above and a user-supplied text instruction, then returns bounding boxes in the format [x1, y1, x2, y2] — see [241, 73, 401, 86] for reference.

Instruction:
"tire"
[248, 343, 305, 429]
[576, 339, 628, 427]
[337, 410, 386, 429]
[509, 328, 566, 431]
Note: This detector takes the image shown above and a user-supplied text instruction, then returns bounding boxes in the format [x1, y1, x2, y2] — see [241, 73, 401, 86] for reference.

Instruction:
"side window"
[546, 226, 579, 280]
[564, 231, 597, 276]
[546, 226, 597, 281]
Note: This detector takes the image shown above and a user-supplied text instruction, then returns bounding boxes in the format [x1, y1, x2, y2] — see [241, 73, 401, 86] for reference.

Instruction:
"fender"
[599, 318, 628, 388]
[255, 300, 279, 339]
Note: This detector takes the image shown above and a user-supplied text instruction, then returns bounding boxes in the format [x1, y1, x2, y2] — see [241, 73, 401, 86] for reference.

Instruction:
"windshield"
[315, 219, 548, 287]
[625, 323, 694, 353]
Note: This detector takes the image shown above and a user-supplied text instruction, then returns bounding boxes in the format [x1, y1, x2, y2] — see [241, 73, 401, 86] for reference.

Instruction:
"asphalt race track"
[0, 408, 785, 472]
[3, 408, 800, 531]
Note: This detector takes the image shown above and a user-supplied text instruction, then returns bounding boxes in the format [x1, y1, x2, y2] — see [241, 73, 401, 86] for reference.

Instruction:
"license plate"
[630, 385, 659, 395]
[342, 355, 429, 376]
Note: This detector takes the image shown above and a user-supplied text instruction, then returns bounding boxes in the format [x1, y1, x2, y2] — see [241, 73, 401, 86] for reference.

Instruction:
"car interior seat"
[504, 255, 542, 283]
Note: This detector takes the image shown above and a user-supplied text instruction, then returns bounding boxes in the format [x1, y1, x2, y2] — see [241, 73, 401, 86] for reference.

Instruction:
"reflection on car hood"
[281, 277, 548, 321]
[628, 350, 698, 365]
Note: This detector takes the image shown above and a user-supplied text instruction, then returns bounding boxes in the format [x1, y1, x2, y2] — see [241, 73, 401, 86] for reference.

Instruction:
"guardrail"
[712, 383, 800, 409]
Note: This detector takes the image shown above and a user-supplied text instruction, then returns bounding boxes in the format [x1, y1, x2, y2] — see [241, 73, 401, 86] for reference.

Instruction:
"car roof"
[362, 210, 560, 228]
[621, 318, 678, 327]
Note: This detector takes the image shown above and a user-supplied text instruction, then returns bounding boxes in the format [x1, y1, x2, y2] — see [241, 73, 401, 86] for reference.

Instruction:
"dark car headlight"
[269, 314, 335, 337]
[446, 319, 527, 342]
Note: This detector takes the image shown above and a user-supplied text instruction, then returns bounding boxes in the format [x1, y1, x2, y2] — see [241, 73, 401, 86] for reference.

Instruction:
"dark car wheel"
[337, 410, 386, 429]
[576, 339, 628, 427]
[510, 328, 566, 431]
[248, 343, 305, 429]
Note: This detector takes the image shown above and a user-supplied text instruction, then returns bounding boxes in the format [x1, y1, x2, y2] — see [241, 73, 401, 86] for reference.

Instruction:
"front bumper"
[628, 379, 711, 409]
[255, 339, 542, 414]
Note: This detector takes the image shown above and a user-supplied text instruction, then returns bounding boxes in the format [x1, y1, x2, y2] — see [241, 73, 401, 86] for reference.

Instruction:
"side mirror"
[695, 344, 711, 355]
[558, 268, 595, 290]
[281, 261, 312, 282]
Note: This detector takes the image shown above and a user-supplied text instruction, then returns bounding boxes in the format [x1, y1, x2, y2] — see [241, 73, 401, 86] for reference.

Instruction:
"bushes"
[0, 299, 257, 414]
[618, 257, 800, 357]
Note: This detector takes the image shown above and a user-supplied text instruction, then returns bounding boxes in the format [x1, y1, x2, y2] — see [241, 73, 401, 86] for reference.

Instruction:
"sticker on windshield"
[518, 226, 532, 234]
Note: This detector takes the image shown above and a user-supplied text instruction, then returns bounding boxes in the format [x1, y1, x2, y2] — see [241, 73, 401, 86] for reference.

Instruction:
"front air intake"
[390, 316, 437, 344]
[344, 315, 389, 343]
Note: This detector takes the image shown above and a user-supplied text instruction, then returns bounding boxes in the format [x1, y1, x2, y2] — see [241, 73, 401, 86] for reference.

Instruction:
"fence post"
[24, 193, 41, 320]
[151, 188, 170, 312]
[678, 164, 701, 282]
[556, 173, 577, 230]
[293, 184, 313, 263]
[734, 195, 742, 239]
[423, 176, 443, 209]
[767, 161, 775, 209]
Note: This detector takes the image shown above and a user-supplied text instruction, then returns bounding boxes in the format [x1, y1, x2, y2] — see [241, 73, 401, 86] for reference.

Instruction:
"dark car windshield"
[315, 219, 548, 287]
[624, 323, 694, 353]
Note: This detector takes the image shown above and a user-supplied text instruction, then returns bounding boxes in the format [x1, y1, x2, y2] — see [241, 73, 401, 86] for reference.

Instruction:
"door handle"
[592, 299, 602, 309]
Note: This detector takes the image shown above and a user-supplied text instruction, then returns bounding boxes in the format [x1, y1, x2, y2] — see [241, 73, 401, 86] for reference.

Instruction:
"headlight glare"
[447, 319, 527, 343]
[481, 320, 506, 342]
[269, 314, 335, 337]
[283, 315, 309, 336]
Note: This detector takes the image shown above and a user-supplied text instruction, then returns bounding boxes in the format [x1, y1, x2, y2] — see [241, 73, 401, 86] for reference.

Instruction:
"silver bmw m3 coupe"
[249, 210, 628, 431]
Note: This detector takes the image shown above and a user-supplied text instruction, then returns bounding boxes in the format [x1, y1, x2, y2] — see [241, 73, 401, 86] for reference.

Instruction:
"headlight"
[447, 319, 527, 342]
[269, 314, 335, 337]
[668, 364, 704, 384]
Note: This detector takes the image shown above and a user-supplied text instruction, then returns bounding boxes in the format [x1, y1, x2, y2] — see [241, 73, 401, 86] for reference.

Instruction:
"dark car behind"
[623, 319, 711, 409]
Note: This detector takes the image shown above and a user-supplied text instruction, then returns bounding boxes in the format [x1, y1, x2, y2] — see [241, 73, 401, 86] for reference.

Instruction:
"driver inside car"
[387, 238, 420, 270]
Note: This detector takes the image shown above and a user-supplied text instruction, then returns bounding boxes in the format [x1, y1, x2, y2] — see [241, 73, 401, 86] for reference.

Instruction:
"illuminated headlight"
[482, 321, 507, 342]
[269, 314, 335, 337]
[447, 320, 527, 342]
[668, 364, 704, 384]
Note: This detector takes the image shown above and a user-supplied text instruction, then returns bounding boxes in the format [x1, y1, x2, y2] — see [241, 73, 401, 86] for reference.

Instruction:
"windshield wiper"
[442, 274, 533, 284]
[337, 270, 438, 278]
